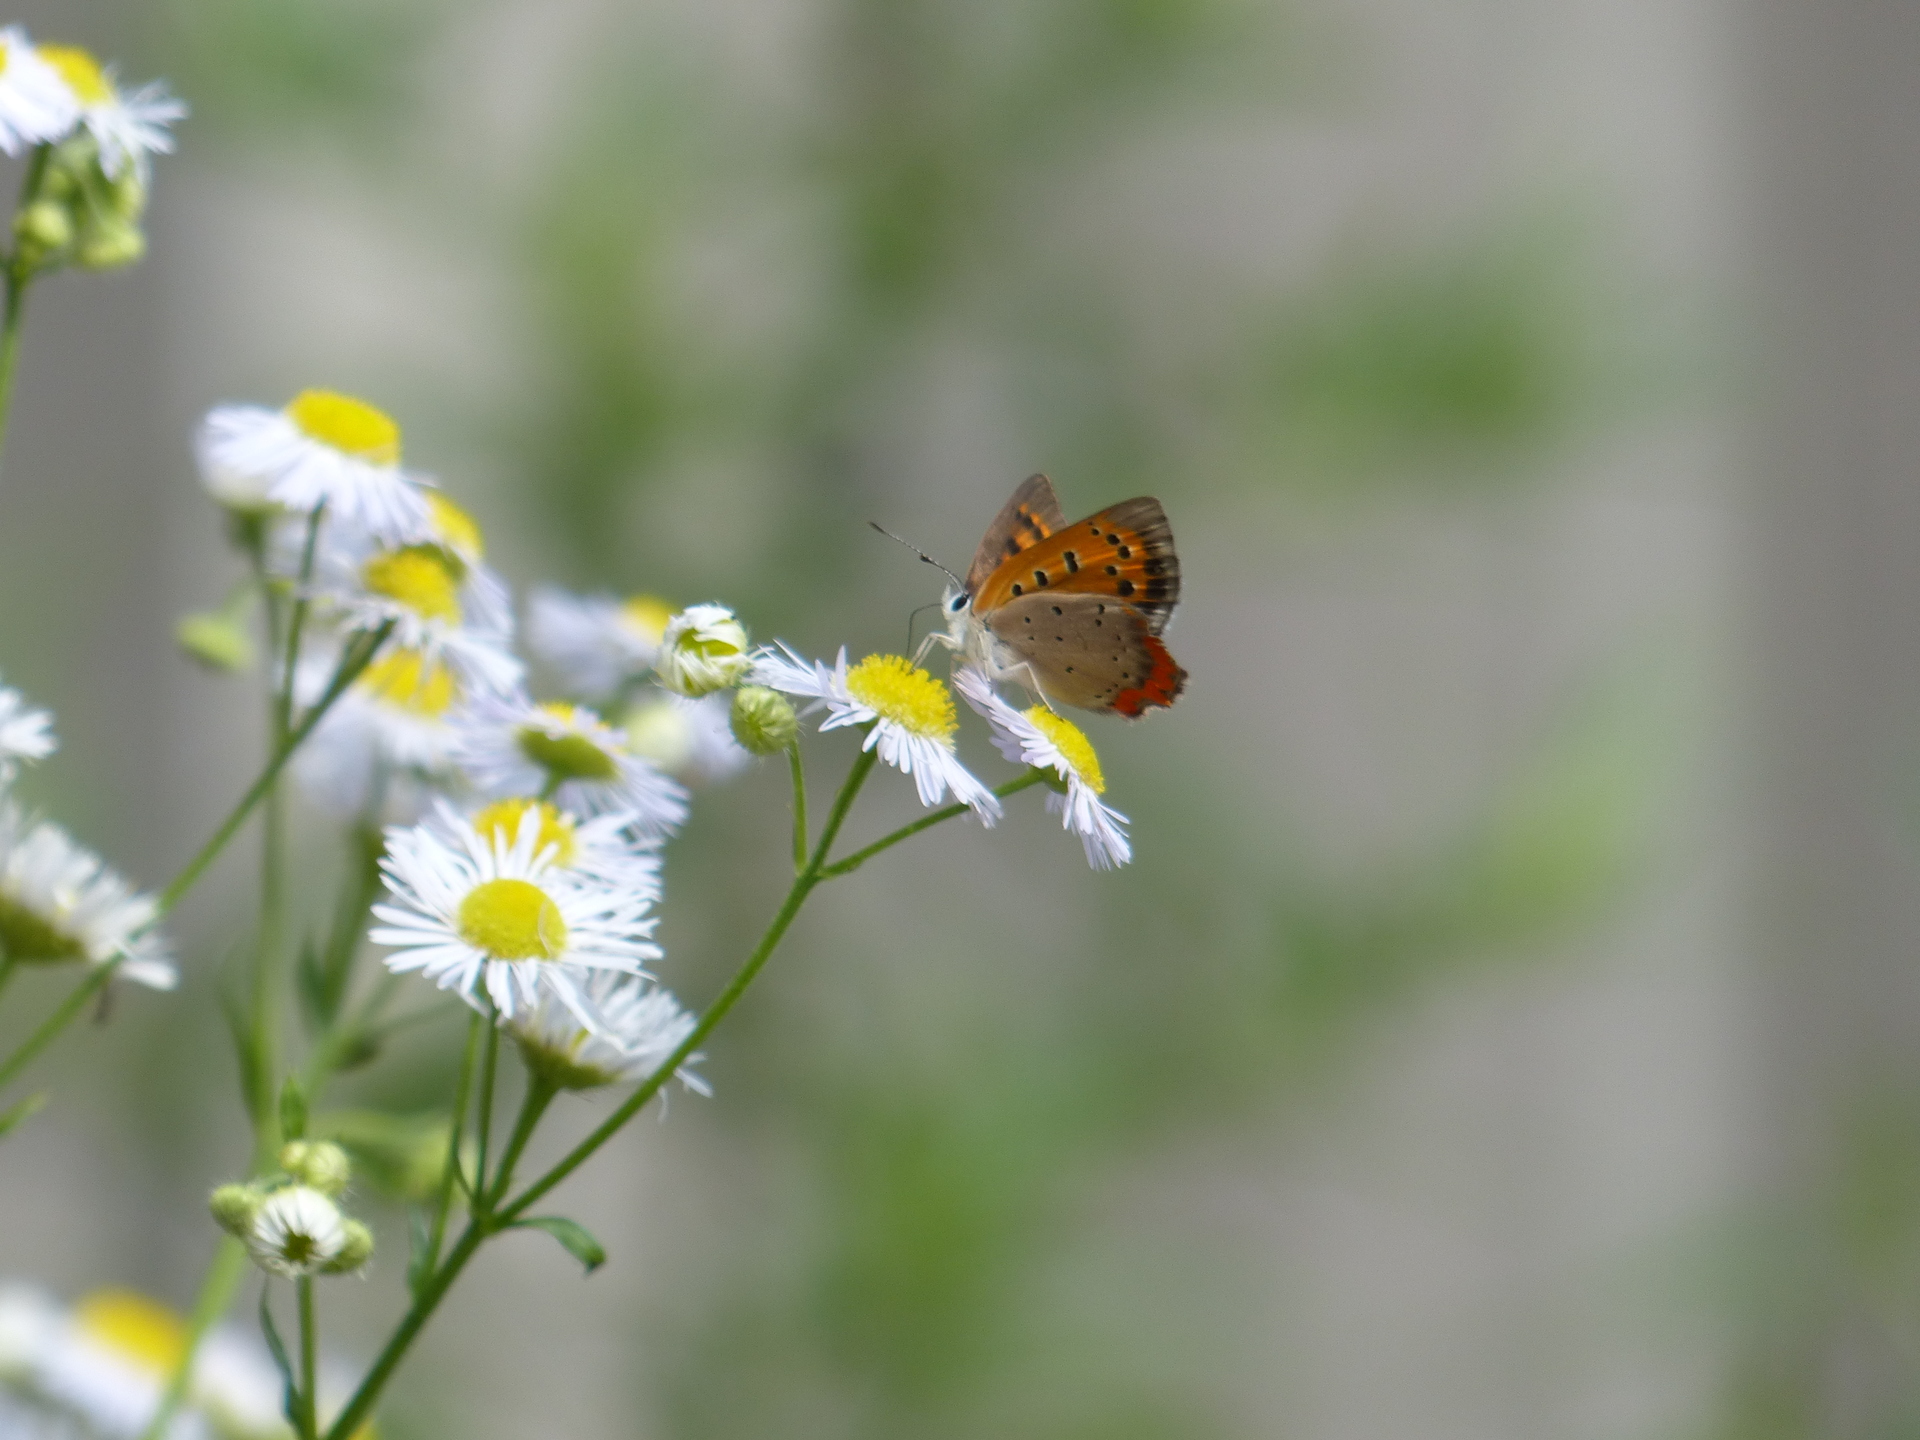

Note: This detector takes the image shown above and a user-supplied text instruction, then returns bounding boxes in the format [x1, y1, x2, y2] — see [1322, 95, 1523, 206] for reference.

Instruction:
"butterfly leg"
[910, 630, 956, 668]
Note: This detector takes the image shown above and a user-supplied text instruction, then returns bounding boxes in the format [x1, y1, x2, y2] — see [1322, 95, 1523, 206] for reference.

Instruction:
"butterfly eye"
[950, 595, 968, 612]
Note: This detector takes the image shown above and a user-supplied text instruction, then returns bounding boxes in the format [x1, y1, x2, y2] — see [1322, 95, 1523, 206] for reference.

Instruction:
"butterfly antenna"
[869, 522, 965, 592]
[904, 600, 941, 656]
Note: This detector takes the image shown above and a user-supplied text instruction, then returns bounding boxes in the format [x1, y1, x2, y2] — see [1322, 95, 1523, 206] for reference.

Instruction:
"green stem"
[502, 747, 879, 1223]
[787, 740, 808, 875]
[276, 508, 326, 743]
[486, 1079, 555, 1211]
[0, 966, 109, 1094]
[156, 621, 395, 918]
[0, 143, 48, 478]
[818, 770, 1047, 879]
[321, 748, 880, 1440]
[473, 1016, 500, 1198]
[297, 1278, 318, 1440]
[136, 1239, 248, 1440]
[423, 1012, 483, 1279]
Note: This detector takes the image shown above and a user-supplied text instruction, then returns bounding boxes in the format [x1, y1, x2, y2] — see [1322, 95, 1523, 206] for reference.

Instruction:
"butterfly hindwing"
[986, 593, 1188, 716]
[965, 474, 1068, 595]
[973, 496, 1181, 636]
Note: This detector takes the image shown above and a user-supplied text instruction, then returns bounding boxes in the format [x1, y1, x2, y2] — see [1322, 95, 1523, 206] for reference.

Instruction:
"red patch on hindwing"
[1109, 630, 1186, 718]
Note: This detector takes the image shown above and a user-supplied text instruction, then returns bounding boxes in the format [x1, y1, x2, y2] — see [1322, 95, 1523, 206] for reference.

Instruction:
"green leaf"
[0, 1091, 47, 1138]
[406, 1206, 433, 1295]
[509, 1216, 607, 1274]
[278, 1076, 307, 1143]
[220, 985, 269, 1128]
[257, 1290, 298, 1425]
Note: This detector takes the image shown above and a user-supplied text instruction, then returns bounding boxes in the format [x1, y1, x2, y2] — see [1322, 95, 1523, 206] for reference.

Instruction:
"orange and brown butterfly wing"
[965, 474, 1068, 596]
[986, 593, 1187, 717]
[972, 496, 1181, 636]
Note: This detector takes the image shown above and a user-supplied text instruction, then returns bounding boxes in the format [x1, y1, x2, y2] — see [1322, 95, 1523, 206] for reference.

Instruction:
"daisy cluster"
[0, 674, 175, 989]
[0, 28, 185, 275]
[0, 1283, 364, 1440]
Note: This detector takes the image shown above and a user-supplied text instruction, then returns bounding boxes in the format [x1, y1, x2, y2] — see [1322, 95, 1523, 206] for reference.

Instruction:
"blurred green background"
[4, 0, 1913, 1436]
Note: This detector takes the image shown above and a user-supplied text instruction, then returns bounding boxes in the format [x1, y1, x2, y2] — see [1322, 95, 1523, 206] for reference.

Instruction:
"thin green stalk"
[485, 1079, 555, 1211]
[322, 748, 880, 1440]
[276, 508, 326, 743]
[0, 143, 50, 477]
[502, 746, 880, 1223]
[423, 1012, 483, 1278]
[787, 740, 808, 874]
[0, 966, 109, 1093]
[297, 1278, 318, 1440]
[818, 770, 1048, 879]
[472, 1017, 500, 1198]
[157, 621, 395, 917]
[136, 1239, 248, 1440]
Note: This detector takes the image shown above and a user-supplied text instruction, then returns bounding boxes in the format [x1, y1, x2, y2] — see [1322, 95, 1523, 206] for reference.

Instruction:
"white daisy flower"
[452, 692, 687, 841]
[26, 1289, 192, 1440]
[527, 587, 674, 703]
[244, 1187, 348, 1279]
[305, 493, 521, 697]
[654, 604, 752, 697]
[621, 692, 749, 786]
[954, 667, 1130, 869]
[0, 804, 174, 988]
[441, 796, 662, 899]
[38, 46, 183, 182]
[511, 971, 708, 1095]
[196, 391, 431, 543]
[293, 646, 468, 822]
[370, 808, 661, 1026]
[0, 676, 54, 784]
[752, 646, 1002, 820]
[0, 30, 77, 156]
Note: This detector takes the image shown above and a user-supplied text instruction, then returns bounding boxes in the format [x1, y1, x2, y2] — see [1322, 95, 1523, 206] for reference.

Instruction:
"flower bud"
[730, 686, 796, 756]
[654, 604, 751, 697]
[74, 220, 144, 272]
[319, 1218, 374, 1275]
[13, 201, 70, 259]
[176, 611, 256, 673]
[244, 1186, 350, 1279]
[280, 1139, 352, 1196]
[209, 1183, 264, 1238]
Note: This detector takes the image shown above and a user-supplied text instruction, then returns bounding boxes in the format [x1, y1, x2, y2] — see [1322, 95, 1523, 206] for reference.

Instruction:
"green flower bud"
[106, 169, 146, 225]
[320, 1218, 375, 1275]
[730, 686, 796, 756]
[209, 1183, 265, 1238]
[13, 201, 71, 259]
[655, 604, 751, 697]
[279, 1139, 352, 1196]
[176, 611, 256, 673]
[75, 221, 145, 272]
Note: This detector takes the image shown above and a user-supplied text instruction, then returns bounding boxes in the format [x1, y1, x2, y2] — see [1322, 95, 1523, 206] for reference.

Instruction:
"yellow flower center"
[284, 389, 401, 465]
[361, 547, 463, 624]
[0, 893, 82, 963]
[845, 655, 955, 740]
[39, 45, 113, 107]
[427, 492, 483, 563]
[74, 1291, 186, 1377]
[472, 798, 578, 868]
[358, 649, 458, 717]
[456, 878, 567, 961]
[620, 596, 675, 648]
[517, 704, 620, 782]
[1024, 707, 1105, 794]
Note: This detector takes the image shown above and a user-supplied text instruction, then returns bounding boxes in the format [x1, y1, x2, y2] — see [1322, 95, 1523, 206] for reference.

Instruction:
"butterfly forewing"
[986, 594, 1188, 715]
[972, 496, 1181, 636]
[965, 473, 1068, 595]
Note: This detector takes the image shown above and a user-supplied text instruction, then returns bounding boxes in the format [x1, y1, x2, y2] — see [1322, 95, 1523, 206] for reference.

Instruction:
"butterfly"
[915, 474, 1186, 717]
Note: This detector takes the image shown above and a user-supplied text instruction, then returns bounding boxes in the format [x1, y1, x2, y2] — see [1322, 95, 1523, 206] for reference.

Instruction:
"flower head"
[371, 804, 660, 1025]
[655, 604, 752, 697]
[457, 796, 661, 897]
[0, 676, 54, 785]
[754, 646, 1001, 819]
[955, 668, 1129, 868]
[527, 587, 675, 702]
[196, 391, 431, 543]
[0, 30, 77, 155]
[453, 692, 687, 840]
[243, 1186, 353, 1278]
[0, 804, 174, 986]
[293, 646, 467, 821]
[512, 972, 709, 1095]
[39, 45, 183, 182]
